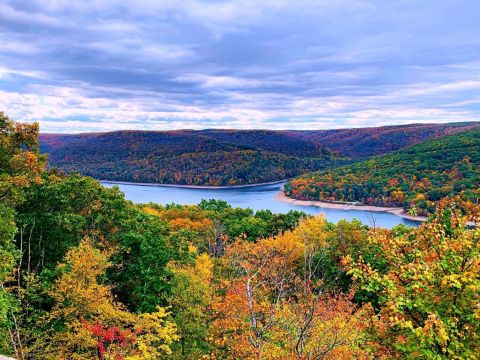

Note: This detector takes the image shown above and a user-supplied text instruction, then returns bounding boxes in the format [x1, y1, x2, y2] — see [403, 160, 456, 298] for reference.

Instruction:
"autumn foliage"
[286, 129, 480, 215]
[2, 113, 480, 359]
[39, 130, 339, 186]
[209, 217, 372, 359]
[344, 205, 480, 358]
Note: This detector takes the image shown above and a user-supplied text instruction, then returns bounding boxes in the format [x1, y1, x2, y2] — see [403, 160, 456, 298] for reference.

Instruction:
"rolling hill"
[40, 122, 480, 187]
[286, 128, 480, 214]
[287, 122, 480, 158]
[39, 130, 341, 186]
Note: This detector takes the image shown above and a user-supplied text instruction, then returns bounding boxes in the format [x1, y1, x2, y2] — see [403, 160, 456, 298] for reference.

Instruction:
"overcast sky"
[1, 0, 480, 132]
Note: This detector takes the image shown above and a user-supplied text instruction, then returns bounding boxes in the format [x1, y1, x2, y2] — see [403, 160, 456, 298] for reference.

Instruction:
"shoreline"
[101, 180, 425, 223]
[100, 179, 287, 190]
[275, 191, 426, 222]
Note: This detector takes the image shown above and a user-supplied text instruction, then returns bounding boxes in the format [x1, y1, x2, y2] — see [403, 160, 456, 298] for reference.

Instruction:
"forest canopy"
[286, 128, 480, 215]
[39, 130, 341, 186]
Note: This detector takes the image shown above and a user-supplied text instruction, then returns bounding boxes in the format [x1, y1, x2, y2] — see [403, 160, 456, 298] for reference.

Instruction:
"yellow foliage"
[211, 216, 372, 359]
[345, 208, 480, 358]
[33, 239, 178, 359]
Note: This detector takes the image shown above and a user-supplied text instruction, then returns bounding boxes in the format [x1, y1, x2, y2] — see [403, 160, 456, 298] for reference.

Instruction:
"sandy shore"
[100, 179, 287, 190]
[275, 191, 426, 222]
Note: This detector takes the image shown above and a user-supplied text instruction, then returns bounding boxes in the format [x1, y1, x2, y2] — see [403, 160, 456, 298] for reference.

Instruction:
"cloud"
[174, 74, 284, 89]
[0, 0, 479, 132]
[0, 2, 64, 28]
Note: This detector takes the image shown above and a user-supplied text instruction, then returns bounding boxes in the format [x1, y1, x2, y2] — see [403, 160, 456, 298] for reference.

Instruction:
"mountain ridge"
[40, 122, 480, 186]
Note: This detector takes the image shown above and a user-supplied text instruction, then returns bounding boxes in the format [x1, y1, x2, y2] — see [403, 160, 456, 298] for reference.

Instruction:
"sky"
[1, 0, 480, 133]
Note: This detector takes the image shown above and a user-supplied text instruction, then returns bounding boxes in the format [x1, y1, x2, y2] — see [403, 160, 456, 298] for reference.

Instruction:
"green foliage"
[15, 174, 120, 269]
[167, 254, 214, 359]
[0, 204, 18, 355]
[0, 111, 46, 357]
[31, 239, 178, 359]
[109, 210, 176, 312]
[191, 199, 306, 242]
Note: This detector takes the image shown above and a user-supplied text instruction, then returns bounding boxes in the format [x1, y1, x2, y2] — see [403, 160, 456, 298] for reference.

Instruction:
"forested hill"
[40, 123, 480, 186]
[199, 129, 330, 158]
[39, 130, 340, 186]
[286, 128, 480, 215]
[287, 121, 480, 158]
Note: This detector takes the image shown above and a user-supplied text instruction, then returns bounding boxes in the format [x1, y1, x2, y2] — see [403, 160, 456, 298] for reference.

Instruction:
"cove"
[101, 181, 421, 229]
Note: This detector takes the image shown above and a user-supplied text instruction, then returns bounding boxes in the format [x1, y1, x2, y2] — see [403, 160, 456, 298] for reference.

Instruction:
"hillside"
[40, 123, 480, 186]
[286, 128, 480, 214]
[199, 129, 330, 158]
[40, 130, 341, 186]
[288, 122, 480, 158]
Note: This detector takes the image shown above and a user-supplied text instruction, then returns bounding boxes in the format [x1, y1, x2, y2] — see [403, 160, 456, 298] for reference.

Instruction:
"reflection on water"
[102, 181, 420, 229]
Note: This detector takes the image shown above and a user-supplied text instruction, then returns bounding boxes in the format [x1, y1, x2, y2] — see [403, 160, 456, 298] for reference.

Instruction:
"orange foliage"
[210, 216, 372, 359]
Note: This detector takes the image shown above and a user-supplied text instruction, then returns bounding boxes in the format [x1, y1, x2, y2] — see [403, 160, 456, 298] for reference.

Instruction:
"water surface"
[102, 182, 420, 229]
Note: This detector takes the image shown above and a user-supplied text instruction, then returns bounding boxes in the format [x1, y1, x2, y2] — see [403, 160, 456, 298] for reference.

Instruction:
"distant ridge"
[285, 121, 480, 157]
[40, 122, 480, 186]
[39, 130, 340, 186]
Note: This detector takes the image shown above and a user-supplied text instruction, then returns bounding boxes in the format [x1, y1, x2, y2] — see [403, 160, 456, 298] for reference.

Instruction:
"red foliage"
[83, 321, 136, 359]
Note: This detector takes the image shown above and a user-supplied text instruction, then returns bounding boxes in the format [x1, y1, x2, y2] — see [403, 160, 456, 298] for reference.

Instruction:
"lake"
[102, 181, 420, 229]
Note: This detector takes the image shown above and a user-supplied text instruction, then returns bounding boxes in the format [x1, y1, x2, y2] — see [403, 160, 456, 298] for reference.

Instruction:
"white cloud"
[175, 74, 267, 88]
[0, 38, 39, 55]
[2, 73, 480, 133]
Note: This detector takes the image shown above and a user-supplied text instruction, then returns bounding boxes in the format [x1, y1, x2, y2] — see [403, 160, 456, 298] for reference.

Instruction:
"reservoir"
[102, 181, 420, 229]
